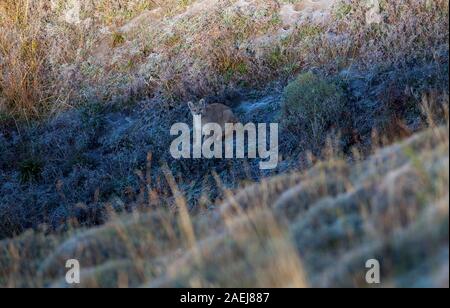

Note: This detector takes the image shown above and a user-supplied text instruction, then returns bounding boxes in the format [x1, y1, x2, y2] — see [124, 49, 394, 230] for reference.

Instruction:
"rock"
[63, 0, 81, 25]
[280, 1, 335, 29]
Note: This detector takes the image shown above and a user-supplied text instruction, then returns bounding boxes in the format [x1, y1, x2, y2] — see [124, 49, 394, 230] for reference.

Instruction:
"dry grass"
[0, 0, 51, 120]
[1, 0, 446, 119]
[0, 0, 197, 120]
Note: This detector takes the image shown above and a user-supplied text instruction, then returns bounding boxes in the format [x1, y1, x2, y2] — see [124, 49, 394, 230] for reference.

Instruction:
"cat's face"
[187, 99, 206, 116]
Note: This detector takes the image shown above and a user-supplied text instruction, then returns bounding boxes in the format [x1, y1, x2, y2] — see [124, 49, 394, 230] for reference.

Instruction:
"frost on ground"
[0, 128, 448, 287]
[0, 0, 449, 288]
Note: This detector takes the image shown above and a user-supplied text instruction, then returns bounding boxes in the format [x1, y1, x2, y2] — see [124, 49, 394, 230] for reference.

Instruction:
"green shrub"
[112, 32, 125, 48]
[281, 72, 345, 143]
[19, 158, 43, 183]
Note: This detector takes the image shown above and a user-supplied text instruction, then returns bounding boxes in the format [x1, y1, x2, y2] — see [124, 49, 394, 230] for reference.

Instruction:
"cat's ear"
[199, 99, 206, 108]
[187, 101, 195, 111]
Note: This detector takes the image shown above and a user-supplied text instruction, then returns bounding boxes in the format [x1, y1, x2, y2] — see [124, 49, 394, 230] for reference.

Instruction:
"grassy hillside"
[0, 0, 449, 288]
[1, 125, 448, 287]
[1, 0, 448, 119]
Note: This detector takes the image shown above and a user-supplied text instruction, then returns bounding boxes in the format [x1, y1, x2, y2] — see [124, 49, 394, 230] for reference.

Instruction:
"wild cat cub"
[187, 99, 238, 132]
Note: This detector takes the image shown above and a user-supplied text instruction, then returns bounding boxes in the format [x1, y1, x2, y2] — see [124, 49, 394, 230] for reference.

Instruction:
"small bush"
[19, 158, 43, 183]
[112, 32, 126, 48]
[281, 72, 346, 145]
